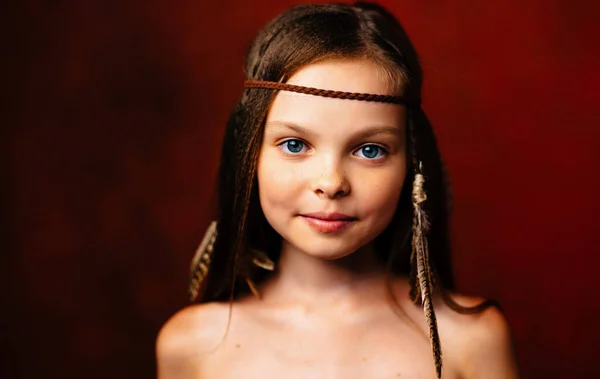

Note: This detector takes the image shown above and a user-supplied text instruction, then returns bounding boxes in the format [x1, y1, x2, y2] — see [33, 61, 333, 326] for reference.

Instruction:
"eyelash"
[277, 138, 388, 160]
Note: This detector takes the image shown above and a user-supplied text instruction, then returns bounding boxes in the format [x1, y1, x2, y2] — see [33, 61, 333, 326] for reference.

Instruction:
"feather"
[188, 221, 218, 301]
[245, 277, 262, 299]
[251, 248, 275, 271]
[243, 249, 275, 300]
[412, 172, 443, 378]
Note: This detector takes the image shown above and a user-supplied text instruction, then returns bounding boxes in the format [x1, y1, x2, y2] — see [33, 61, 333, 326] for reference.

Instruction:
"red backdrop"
[5, 0, 600, 378]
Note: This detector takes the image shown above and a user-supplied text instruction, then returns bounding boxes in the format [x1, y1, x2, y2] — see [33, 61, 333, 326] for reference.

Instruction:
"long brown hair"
[202, 2, 457, 306]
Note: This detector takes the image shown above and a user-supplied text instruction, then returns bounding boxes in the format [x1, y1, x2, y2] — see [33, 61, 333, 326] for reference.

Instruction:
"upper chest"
[196, 306, 463, 379]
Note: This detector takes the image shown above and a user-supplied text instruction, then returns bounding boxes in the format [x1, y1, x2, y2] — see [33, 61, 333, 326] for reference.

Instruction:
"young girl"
[157, 2, 519, 378]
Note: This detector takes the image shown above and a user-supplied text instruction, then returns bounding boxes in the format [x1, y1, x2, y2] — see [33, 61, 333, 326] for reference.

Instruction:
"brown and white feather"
[188, 221, 218, 301]
[412, 173, 443, 378]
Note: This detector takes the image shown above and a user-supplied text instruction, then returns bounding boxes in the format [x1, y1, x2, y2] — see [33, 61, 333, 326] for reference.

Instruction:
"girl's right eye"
[278, 139, 307, 154]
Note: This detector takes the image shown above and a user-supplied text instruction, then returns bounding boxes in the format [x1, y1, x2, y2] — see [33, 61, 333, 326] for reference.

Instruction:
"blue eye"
[355, 145, 386, 159]
[279, 139, 306, 154]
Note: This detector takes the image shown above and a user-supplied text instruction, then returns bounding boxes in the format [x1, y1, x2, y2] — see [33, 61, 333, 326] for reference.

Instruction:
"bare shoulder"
[156, 302, 232, 379]
[437, 293, 520, 379]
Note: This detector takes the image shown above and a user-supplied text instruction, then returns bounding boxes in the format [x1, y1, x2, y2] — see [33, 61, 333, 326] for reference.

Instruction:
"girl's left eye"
[355, 144, 387, 159]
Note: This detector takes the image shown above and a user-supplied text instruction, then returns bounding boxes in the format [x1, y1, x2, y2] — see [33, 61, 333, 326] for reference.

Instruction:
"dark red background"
[4, 1, 600, 378]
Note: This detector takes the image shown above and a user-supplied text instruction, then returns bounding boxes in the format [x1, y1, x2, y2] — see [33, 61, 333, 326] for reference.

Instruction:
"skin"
[156, 59, 520, 378]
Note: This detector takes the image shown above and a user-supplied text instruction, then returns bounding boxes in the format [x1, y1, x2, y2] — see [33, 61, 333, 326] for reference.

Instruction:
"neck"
[260, 241, 391, 310]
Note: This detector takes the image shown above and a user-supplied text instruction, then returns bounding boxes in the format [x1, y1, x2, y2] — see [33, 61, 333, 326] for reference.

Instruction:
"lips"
[300, 212, 357, 221]
[299, 212, 357, 233]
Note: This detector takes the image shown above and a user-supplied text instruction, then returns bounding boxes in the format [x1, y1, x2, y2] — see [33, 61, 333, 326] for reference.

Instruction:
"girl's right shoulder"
[157, 302, 232, 347]
[156, 302, 232, 379]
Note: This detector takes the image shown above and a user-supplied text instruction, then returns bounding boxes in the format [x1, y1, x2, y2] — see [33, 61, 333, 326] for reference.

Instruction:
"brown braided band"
[244, 80, 419, 106]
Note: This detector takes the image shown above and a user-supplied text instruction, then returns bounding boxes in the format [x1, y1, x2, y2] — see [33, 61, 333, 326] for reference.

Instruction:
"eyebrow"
[266, 121, 316, 137]
[265, 121, 402, 139]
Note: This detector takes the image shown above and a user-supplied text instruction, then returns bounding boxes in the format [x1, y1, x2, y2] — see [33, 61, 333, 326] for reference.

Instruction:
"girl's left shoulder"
[435, 293, 520, 379]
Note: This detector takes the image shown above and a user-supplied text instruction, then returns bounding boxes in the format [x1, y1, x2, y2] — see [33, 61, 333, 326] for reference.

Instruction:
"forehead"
[266, 59, 405, 131]
[288, 59, 395, 94]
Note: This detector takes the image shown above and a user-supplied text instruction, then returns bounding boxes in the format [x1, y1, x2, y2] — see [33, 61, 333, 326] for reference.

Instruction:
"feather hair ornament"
[187, 220, 276, 301]
[251, 248, 275, 271]
[245, 249, 275, 300]
[411, 163, 443, 378]
[188, 221, 218, 301]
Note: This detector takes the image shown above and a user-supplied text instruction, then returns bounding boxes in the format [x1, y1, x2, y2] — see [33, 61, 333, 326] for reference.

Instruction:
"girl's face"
[257, 59, 407, 260]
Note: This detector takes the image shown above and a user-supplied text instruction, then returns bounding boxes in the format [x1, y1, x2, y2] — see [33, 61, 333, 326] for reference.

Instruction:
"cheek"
[257, 151, 301, 213]
[357, 168, 406, 219]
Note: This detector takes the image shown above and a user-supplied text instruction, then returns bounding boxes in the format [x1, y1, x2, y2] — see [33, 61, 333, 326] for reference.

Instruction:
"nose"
[313, 157, 350, 199]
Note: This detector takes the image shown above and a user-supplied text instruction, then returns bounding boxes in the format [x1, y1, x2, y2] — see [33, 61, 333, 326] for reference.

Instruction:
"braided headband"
[244, 80, 420, 106]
